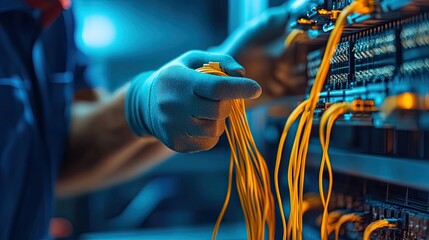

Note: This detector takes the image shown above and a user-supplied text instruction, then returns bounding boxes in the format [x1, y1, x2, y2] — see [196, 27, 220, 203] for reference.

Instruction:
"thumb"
[193, 71, 262, 100]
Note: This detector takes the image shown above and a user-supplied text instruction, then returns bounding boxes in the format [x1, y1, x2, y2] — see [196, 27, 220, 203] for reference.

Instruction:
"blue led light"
[81, 14, 116, 48]
[290, 0, 307, 10]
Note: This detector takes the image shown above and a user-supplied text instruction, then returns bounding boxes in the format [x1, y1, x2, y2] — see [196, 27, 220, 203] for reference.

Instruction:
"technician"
[0, 0, 294, 239]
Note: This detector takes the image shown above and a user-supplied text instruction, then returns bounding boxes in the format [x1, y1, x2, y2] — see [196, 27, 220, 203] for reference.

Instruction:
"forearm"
[57, 86, 173, 197]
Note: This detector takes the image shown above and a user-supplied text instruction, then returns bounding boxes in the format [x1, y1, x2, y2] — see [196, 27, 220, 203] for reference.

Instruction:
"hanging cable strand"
[272, 1, 375, 239]
[196, 62, 275, 240]
[274, 100, 308, 240]
[319, 102, 352, 239]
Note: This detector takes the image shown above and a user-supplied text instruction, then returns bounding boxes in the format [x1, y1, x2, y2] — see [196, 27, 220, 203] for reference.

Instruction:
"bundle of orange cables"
[196, 62, 275, 240]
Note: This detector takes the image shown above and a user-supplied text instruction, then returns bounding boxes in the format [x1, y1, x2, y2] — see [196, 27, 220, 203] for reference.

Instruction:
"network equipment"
[277, 0, 429, 239]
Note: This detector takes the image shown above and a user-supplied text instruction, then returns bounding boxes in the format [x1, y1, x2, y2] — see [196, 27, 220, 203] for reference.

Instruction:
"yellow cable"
[334, 213, 362, 240]
[197, 63, 275, 240]
[326, 211, 344, 236]
[319, 103, 351, 239]
[274, 100, 308, 240]
[211, 145, 234, 239]
[279, 1, 374, 239]
[363, 219, 397, 240]
[284, 29, 306, 48]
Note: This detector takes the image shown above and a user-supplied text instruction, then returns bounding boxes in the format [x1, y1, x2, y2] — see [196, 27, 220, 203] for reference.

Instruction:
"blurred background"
[54, 0, 285, 239]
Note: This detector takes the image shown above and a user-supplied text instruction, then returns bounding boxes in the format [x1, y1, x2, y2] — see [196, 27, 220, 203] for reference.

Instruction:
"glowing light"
[82, 15, 116, 48]
[399, 93, 417, 109]
[291, 0, 307, 10]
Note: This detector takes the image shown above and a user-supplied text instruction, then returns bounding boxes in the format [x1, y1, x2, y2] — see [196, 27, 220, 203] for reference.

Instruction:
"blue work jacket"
[0, 5, 91, 239]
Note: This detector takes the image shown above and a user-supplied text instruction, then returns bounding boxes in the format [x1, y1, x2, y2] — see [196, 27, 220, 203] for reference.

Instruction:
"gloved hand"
[125, 50, 261, 152]
[212, 5, 291, 58]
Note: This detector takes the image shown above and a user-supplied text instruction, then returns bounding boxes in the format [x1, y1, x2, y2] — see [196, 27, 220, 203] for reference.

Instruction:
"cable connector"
[384, 218, 401, 228]
[351, 99, 377, 112]
[316, 9, 342, 20]
[201, 62, 224, 72]
[296, 18, 317, 30]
